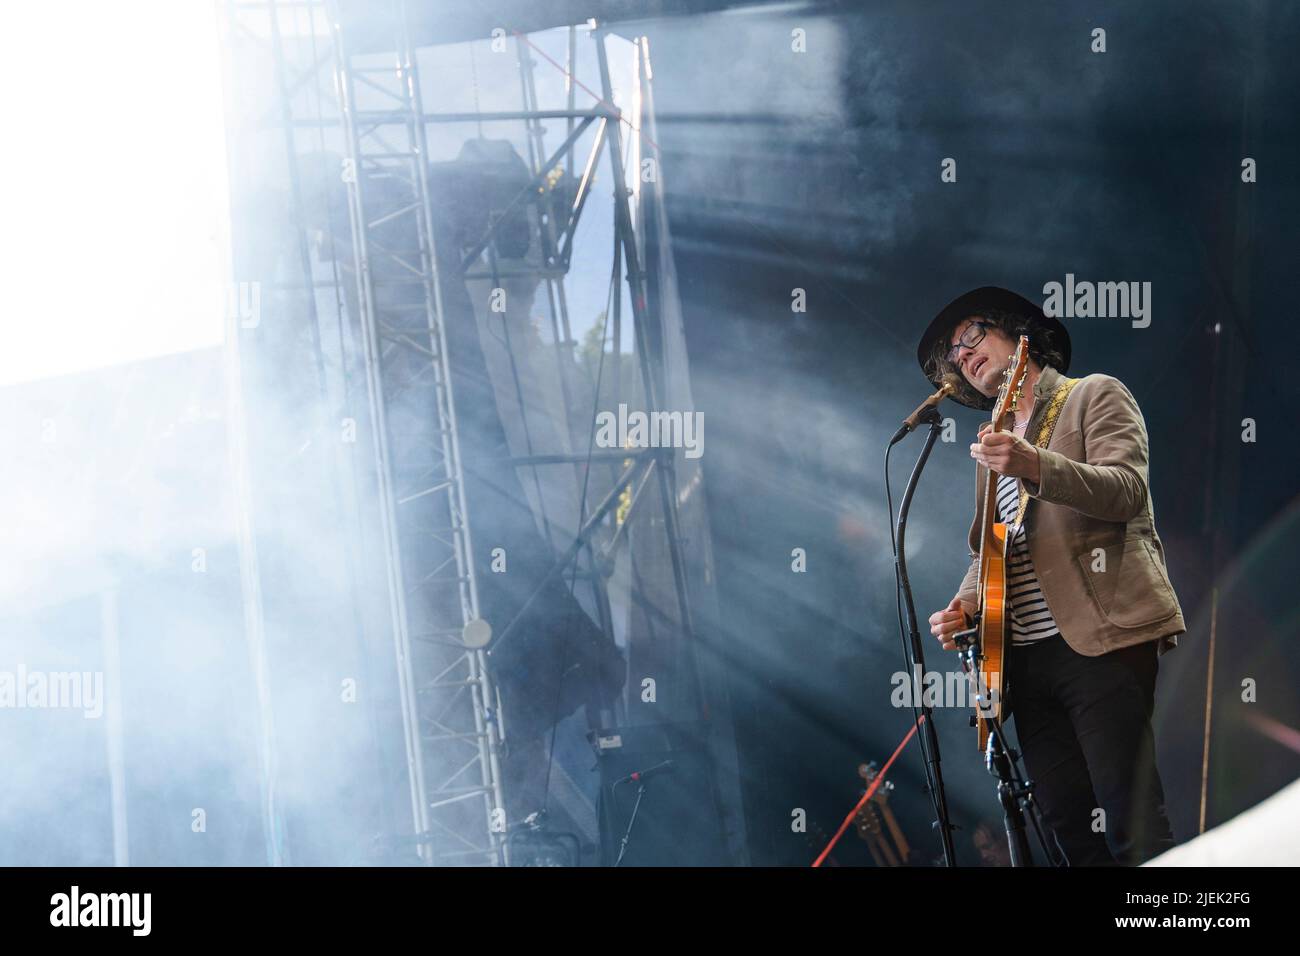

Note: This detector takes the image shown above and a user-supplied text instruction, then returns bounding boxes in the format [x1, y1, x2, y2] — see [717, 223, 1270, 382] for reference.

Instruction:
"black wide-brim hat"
[916, 285, 1072, 408]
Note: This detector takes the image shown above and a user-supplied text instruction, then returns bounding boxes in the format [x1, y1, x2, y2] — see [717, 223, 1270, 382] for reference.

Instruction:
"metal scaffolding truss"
[221, 0, 729, 865]
[327, 0, 507, 864]
[223, 0, 504, 865]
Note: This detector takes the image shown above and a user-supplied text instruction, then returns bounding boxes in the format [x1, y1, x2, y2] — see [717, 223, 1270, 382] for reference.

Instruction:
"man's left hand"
[970, 431, 1041, 483]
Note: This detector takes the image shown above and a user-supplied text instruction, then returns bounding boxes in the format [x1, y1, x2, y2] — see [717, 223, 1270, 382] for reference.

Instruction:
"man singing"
[920, 286, 1184, 866]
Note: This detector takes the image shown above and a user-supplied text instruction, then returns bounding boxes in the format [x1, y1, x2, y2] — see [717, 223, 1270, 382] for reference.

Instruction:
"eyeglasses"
[946, 321, 988, 364]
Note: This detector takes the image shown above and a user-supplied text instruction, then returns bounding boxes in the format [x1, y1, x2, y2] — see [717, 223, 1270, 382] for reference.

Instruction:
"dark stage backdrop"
[630, 0, 1300, 865]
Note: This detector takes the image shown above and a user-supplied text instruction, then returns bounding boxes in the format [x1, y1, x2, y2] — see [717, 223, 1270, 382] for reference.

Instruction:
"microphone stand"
[983, 720, 1036, 866]
[951, 633, 1057, 867]
[893, 404, 958, 867]
[612, 779, 649, 868]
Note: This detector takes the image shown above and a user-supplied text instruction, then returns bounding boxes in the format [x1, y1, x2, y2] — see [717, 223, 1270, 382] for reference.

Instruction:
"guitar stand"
[954, 626, 1061, 868]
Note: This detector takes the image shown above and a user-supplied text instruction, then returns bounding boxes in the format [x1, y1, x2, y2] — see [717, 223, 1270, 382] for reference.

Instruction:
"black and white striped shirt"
[995, 473, 1060, 644]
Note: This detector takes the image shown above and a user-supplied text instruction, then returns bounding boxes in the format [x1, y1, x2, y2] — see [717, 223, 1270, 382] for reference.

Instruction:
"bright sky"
[0, 1, 229, 387]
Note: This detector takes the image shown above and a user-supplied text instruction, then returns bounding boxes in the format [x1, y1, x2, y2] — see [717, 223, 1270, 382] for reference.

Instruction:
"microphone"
[614, 760, 675, 786]
[889, 376, 959, 444]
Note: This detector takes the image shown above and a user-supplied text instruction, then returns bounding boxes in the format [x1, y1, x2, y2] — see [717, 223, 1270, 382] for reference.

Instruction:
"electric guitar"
[967, 335, 1030, 751]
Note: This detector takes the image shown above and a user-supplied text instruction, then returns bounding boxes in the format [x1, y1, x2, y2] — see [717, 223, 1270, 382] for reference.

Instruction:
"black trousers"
[1005, 634, 1175, 866]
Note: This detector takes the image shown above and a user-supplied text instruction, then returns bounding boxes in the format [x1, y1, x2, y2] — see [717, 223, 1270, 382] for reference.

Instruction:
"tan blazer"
[954, 364, 1185, 657]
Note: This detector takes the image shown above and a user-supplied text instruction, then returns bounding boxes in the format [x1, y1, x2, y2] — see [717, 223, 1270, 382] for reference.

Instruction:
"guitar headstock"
[993, 336, 1031, 430]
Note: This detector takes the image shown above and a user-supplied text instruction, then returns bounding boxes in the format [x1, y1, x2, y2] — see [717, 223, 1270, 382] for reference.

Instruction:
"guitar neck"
[976, 414, 1008, 554]
[972, 336, 1031, 585]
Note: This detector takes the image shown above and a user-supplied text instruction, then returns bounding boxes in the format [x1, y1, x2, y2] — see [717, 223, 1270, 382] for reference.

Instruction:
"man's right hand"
[928, 596, 971, 651]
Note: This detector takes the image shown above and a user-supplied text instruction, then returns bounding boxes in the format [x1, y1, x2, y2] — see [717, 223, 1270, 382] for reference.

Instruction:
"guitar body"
[975, 521, 1009, 751]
